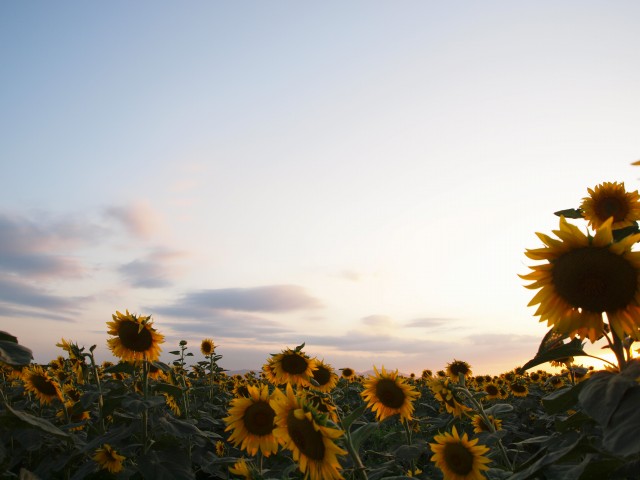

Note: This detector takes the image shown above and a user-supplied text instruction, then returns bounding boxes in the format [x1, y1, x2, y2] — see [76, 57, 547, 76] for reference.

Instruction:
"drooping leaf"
[521, 330, 586, 371]
[351, 422, 379, 452]
[3, 403, 70, 439]
[542, 381, 586, 414]
[0, 339, 33, 366]
[554, 208, 583, 219]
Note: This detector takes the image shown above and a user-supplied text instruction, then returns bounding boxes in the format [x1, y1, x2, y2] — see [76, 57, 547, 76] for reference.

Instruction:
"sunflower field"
[3, 176, 640, 479]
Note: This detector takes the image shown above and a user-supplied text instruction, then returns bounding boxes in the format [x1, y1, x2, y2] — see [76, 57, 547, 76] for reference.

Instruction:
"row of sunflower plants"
[2, 175, 640, 479]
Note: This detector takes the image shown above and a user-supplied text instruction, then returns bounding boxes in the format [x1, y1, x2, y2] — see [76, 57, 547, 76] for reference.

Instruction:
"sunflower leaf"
[340, 404, 367, 430]
[294, 342, 306, 352]
[521, 334, 586, 371]
[351, 422, 379, 452]
[553, 208, 583, 219]
[0, 339, 33, 366]
[3, 403, 70, 439]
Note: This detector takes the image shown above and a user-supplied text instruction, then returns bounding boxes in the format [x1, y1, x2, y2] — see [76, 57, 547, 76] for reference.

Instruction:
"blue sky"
[2, 1, 640, 374]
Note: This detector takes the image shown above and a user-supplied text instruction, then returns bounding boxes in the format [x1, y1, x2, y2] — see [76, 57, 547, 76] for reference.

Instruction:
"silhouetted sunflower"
[93, 444, 126, 474]
[106, 310, 164, 362]
[361, 366, 419, 422]
[22, 365, 62, 405]
[581, 181, 640, 231]
[224, 384, 278, 457]
[201, 338, 215, 356]
[446, 360, 473, 380]
[482, 383, 500, 400]
[271, 384, 346, 480]
[430, 426, 490, 480]
[521, 217, 640, 342]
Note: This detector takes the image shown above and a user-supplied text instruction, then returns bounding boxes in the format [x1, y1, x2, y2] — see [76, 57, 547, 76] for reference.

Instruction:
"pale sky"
[2, 1, 640, 375]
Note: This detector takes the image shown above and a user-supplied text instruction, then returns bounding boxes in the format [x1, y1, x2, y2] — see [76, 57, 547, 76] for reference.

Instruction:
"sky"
[2, 1, 640, 375]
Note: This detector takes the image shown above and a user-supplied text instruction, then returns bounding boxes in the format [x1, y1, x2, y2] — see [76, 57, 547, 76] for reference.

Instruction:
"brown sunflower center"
[342, 368, 354, 377]
[443, 442, 474, 475]
[553, 247, 637, 312]
[281, 353, 309, 375]
[31, 374, 58, 396]
[201, 342, 213, 355]
[286, 410, 326, 461]
[313, 366, 331, 386]
[244, 401, 275, 436]
[594, 195, 628, 222]
[485, 384, 499, 396]
[375, 378, 406, 409]
[117, 320, 153, 352]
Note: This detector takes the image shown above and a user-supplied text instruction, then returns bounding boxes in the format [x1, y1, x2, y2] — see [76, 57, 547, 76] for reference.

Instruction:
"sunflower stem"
[86, 351, 105, 434]
[611, 332, 628, 371]
[142, 358, 150, 454]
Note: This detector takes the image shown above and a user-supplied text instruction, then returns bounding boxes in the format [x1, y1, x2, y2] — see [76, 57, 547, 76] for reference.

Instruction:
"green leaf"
[0, 331, 18, 343]
[542, 381, 586, 414]
[351, 422, 378, 452]
[578, 370, 636, 426]
[521, 332, 586, 371]
[554, 208, 583, 219]
[294, 342, 306, 352]
[151, 361, 172, 372]
[0, 340, 33, 366]
[484, 403, 514, 416]
[601, 386, 640, 456]
[103, 362, 134, 374]
[169, 350, 181, 355]
[3, 403, 70, 439]
[509, 432, 587, 480]
[612, 222, 640, 242]
[152, 383, 184, 398]
[340, 404, 366, 430]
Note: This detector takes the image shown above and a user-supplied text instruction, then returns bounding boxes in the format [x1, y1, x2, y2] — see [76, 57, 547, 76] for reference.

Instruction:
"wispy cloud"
[153, 285, 323, 317]
[104, 201, 163, 240]
[119, 248, 187, 288]
[404, 317, 452, 329]
[0, 276, 84, 319]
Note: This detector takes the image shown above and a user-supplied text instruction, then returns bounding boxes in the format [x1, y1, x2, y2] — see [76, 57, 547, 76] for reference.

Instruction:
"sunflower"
[57, 400, 90, 431]
[482, 383, 500, 401]
[446, 360, 473, 381]
[340, 367, 356, 381]
[201, 338, 215, 356]
[509, 382, 529, 398]
[580, 181, 640, 231]
[163, 392, 181, 416]
[471, 414, 502, 434]
[267, 347, 317, 387]
[361, 366, 419, 422]
[271, 384, 347, 480]
[430, 426, 491, 480]
[298, 389, 339, 423]
[429, 378, 471, 417]
[224, 383, 279, 457]
[229, 458, 253, 479]
[521, 217, 640, 342]
[310, 359, 339, 393]
[22, 365, 62, 405]
[106, 310, 164, 362]
[215, 440, 226, 457]
[93, 444, 126, 474]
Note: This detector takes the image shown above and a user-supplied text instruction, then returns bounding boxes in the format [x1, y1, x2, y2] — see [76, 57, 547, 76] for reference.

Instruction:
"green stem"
[142, 358, 150, 453]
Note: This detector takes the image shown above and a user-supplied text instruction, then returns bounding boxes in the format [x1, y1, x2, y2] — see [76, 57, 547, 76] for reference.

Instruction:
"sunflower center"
[443, 442, 474, 475]
[375, 378, 406, 409]
[32, 375, 58, 396]
[313, 366, 331, 385]
[286, 410, 326, 461]
[594, 195, 628, 222]
[485, 385, 499, 396]
[281, 353, 309, 375]
[553, 247, 637, 312]
[117, 320, 153, 352]
[244, 401, 275, 436]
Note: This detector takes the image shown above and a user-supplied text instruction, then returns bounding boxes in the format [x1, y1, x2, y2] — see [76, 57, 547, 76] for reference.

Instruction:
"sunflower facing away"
[429, 378, 471, 418]
[224, 383, 279, 457]
[22, 365, 62, 405]
[270, 384, 347, 480]
[93, 444, 126, 474]
[521, 216, 640, 342]
[361, 366, 420, 422]
[106, 310, 165, 362]
[266, 347, 317, 387]
[430, 426, 491, 480]
[580, 181, 640, 231]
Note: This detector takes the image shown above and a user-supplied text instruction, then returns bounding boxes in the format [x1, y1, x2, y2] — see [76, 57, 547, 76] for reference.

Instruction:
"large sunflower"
[271, 384, 347, 480]
[361, 366, 419, 422]
[106, 310, 164, 362]
[580, 181, 640, 231]
[266, 347, 317, 387]
[224, 383, 279, 457]
[430, 426, 491, 480]
[521, 217, 640, 342]
[22, 365, 62, 405]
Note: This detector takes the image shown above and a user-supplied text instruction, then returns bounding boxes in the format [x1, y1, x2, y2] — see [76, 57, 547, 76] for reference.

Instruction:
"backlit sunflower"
[430, 426, 491, 480]
[201, 338, 215, 356]
[22, 365, 62, 405]
[471, 414, 502, 434]
[267, 347, 316, 387]
[446, 360, 473, 381]
[310, 359, 339, 393]
[361, 366, 419, 422]
[271, 384, 347, 480]
[106, 310, 164, 362]
[93, 444, 126, 474]
[580, 181, 640, 231]
[224, 383, 279, 457]
[521, 217, 640, 342]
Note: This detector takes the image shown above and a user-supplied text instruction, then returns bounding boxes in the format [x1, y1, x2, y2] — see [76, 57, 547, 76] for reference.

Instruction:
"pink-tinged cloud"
[119, 248, 188, 288]
[105, 201, 163, 239]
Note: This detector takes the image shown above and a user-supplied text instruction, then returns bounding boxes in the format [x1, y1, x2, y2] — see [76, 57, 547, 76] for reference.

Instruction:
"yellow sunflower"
[267, 347, 317, 387]
[271, 384, 347, 480]
[106, 310, 164, 362]
[22, 365, 62, 405]
[429, 378, 471, 418]
[361, 366, 419, 422]
[482, 383, 500, 401]
[224, 383, 279, 457]
[298, 389, 339, 423]
[93, 443, 126, 474]
[471, 414, 502, 434]
[430, 426, 491, 480]
[340, 367, 356, 381]
[521, 216, 640, 342]
[509, 382, 529, 398]
[229, 458, 253, 479]
[446, 360, 473, 381]
[201, 338, 215, 356]
[310, 359, 339, 393]
[580, 181, 640, 231]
